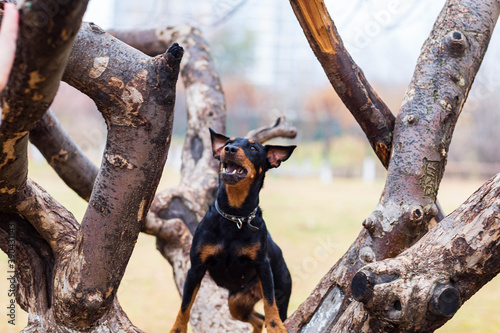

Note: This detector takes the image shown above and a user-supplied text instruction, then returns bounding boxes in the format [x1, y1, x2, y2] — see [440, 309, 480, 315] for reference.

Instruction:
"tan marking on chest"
[235, 243, 261, 260]
[198, 244, 224, 263]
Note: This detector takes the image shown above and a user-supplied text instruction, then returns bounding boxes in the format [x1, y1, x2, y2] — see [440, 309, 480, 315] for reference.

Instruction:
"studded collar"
[214, 200, 260, 231]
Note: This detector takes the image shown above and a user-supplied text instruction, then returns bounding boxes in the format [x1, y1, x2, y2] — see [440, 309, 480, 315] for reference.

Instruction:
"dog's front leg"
[170, 265, 206, 333]
[257, 259, 288, 332]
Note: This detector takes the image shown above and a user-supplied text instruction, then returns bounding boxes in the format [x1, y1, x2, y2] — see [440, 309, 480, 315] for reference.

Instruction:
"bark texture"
[286, 0, 500, 331]
[289, 0, 446, 222]
[56, 22, 183, 328]
[0, 2, 184, 329]
[345, 173, 500, 332]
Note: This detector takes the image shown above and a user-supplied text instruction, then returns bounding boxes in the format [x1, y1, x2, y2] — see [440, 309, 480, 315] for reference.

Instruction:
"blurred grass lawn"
[1, 161, 499, 332]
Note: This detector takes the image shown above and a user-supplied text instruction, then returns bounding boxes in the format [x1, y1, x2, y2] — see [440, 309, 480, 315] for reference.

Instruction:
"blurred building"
[109, 0, 326, 98]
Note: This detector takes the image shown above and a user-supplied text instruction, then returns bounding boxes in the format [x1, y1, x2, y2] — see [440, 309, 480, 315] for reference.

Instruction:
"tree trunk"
[0, 1, 183, 329]
[286, 0, 500, 331]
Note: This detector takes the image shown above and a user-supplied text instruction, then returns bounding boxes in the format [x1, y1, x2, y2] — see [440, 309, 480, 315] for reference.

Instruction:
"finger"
[0, 3, 19, 91]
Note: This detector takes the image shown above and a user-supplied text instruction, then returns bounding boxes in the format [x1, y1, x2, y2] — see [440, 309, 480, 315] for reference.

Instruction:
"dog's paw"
[266, 319, 288, 332]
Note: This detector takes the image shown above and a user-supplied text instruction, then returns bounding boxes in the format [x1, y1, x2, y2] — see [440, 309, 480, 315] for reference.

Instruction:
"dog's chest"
[202, 241, 260, 292]
[198, 239, 261, 265]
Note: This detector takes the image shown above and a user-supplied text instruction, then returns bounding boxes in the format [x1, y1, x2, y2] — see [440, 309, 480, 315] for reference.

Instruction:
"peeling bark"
[344, 173, 500, 332]
[286, 0, 500, 331]
[0, 0, 183, 328]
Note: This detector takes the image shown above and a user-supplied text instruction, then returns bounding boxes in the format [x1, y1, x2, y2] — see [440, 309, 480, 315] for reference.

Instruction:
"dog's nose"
[224, 145, 238, 155]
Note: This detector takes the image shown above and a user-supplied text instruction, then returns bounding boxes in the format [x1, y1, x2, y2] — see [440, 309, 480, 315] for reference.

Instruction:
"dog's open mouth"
[221, 161, 248, 184]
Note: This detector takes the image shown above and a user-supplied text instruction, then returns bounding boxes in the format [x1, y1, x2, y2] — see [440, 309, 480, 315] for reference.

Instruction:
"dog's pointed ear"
[209, 128, 229, 160]
[265, 145, 296, 168]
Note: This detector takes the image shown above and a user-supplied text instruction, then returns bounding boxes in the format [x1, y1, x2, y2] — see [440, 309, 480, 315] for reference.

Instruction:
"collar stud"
[215, 200, 259, 231]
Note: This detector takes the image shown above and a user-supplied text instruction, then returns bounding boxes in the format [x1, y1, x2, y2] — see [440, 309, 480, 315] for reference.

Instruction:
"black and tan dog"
[170, 128, 295, 333]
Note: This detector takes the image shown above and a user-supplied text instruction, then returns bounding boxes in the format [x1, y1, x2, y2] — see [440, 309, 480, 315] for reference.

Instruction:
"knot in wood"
[351, 270, 376, 303]
[429, 203, 439, 218]
[359, 246, 375, 264]
[429, 283, 461, 317]
[407, 114, 416, 124]
[363, 212, 385, 237]
[445, 30, 468, 57]
[167, 43, 184, 60]
[362, 216, 377, 233]
[406, 205, 424, 224]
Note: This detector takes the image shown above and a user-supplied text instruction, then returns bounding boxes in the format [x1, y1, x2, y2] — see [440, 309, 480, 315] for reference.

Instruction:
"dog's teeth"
[232, 170, 237, 174]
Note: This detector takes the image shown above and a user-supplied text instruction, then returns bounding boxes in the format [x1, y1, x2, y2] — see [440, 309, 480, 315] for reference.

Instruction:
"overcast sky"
[82, 0, 500, 92]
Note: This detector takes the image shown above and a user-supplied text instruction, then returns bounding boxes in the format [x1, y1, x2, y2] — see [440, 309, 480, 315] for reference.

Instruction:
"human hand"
[0, 3, 19, 91]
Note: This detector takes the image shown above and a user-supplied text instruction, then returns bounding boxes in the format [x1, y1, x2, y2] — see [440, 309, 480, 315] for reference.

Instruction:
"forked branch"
[286, 0, 500, 331]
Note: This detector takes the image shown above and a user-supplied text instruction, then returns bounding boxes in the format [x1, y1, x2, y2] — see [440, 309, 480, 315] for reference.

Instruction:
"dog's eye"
[250, 146, 256, 152]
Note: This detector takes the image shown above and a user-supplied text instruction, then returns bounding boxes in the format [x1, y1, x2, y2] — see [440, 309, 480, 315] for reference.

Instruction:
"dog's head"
[209, 128, 296, 186]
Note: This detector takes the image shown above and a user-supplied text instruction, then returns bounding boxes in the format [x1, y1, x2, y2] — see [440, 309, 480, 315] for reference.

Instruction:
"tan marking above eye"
[248, 139, 255, 144]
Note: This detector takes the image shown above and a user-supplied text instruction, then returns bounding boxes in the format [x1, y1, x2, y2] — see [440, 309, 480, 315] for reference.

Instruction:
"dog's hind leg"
[268, 239, 292, 321]
[228, 288, 263, 333]
[273, 267, 292, 321]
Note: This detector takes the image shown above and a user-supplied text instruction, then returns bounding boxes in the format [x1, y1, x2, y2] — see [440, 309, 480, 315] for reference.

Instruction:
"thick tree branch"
[289, 0, 395, 168]
[286, 0, 500, 331]
[0, 1, 155, 331]
[0, 0, 87, 267]
[30, 109, 98, 201]
[0, 0, 88, 313]
[289, 0, 449, 224]
[51, 22, 183, 326]
[344, 173, 500, 332]
[13, 179, 79, 258]
[0, 0, 89, 202]
[110, 27, 180, 57]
